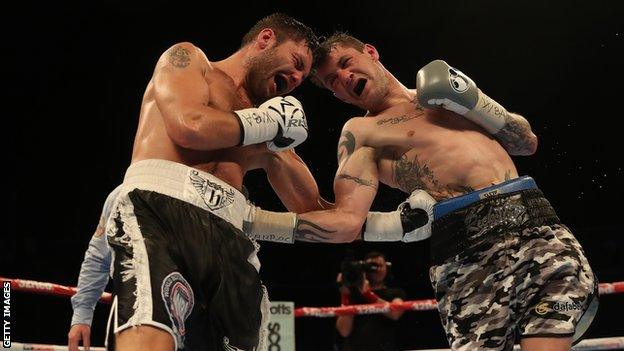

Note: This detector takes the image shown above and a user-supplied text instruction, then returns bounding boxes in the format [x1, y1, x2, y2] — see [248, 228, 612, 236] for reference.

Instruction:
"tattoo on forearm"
[294, 219, 337, 242]
[494, 115, 534, 154]
[168, 46, 191, 68]
[376, 115, 419, 125]
[337, 131, 356, 162]
[336, 174, 378, 189]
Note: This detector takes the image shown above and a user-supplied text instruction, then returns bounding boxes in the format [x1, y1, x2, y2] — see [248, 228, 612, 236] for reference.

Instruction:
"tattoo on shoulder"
[337, 131, 356, 162]
[168, 46, 191, 68]
[336, 174, 378, 189]
[376, 115, 418, 125]
[294, 219, 337, 242]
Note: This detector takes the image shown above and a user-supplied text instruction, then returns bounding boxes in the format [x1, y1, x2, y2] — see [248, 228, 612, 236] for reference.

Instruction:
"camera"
[340, 260, 380, 289]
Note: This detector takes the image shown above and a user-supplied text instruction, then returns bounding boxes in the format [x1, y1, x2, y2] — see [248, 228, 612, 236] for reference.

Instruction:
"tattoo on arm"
[294, 219, 337, 242]
[168, 46, 191, 68]
[337, 131, 356, 162]
[336, 174, 378, 189]
[494, 114, 534, 154]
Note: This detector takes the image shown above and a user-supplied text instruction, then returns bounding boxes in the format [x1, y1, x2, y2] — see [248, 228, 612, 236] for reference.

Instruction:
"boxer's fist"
[399, 189, 436, 242]
[416, 59, 479, 115]
[363, 189, 436, 242]
[234, 96, 308, 151]
[264, 96, 309, 151]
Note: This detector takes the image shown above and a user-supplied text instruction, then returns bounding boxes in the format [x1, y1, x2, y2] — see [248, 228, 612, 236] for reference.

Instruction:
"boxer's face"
[315, 44, 388, 110]
[246, 39, 312, 104]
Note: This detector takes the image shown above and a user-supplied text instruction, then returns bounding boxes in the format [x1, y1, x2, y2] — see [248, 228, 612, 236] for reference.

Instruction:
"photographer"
[336, 251, 406, 351]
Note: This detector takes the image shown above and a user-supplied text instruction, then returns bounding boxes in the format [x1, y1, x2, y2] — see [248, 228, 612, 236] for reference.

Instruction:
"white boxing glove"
[234, 96, 308, 151]
[363, 190, 436, 242]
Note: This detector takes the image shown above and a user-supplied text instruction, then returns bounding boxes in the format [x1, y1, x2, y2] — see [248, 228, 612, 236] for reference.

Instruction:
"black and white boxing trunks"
[105, 159, 269, 351]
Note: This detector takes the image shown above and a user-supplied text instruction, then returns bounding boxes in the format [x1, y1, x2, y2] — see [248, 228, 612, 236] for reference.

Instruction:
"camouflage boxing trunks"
[429, 177, 598, 350]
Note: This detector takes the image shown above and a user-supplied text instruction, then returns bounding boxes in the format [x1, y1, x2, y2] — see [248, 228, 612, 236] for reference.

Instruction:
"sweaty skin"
[292, 43, 535, 243]
[130, 40, 321, 212]
[109, 34, 321, 351]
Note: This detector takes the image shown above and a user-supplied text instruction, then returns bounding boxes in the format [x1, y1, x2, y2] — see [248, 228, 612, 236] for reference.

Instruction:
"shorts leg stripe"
[115, 194, 154, 326]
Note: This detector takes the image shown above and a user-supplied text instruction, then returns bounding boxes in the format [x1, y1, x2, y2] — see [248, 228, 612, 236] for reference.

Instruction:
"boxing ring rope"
[3, 277, 624, 351]
[295, 280, 624, 317]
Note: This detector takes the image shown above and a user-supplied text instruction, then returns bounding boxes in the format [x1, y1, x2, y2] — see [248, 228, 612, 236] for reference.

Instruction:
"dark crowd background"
[4, 1, 623, 350]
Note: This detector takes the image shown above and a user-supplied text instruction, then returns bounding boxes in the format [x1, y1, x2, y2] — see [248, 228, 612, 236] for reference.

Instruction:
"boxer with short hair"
[296, 32, 597, 351]
[68, 15, 428, 351]
[100, 13, 321, 351]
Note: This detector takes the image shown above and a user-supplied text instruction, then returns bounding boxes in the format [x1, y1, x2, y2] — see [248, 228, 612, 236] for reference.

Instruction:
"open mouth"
[274, 75, 288, 95]
[353, 78, 367, 96]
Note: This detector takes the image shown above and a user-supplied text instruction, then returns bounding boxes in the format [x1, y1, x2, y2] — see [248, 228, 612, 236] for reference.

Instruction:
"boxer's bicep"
[292, 148, 378, 243]
[154, 43, 211, 120]
[153, 43, 242, 150]
[334, 146, 379, 219]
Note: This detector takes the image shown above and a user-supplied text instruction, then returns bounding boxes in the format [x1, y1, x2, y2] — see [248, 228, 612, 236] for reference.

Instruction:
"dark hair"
[311, 31, 365, 87]
[241, 13, 318, 50]
[364, 251, 385, 260]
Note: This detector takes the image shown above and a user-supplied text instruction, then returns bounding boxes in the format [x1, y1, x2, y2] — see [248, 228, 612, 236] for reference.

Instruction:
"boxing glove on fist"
[416, 60, 509, 134]
[234, 96, 309, 151]
[364, 189, 436, 242]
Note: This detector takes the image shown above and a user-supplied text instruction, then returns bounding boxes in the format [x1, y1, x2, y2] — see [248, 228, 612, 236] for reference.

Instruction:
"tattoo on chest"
[392, 154, 475, 197]
[376, 115, 419, 125]
[504, 169, 512, 181]
[393, 154, 437, 192]
[412, 97, 425, 112]
[168, 46, 191, 68]
[294, 219, 337, 242]
[337, 131, 356, 162]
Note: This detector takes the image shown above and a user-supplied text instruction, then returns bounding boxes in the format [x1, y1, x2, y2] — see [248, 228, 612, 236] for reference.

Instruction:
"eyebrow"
[337, 55, 349, 68]
[295, 53, 310, 80]
[322, 55, 349, 87]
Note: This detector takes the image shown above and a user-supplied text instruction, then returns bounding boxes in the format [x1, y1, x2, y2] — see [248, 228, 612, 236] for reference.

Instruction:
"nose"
[337, 69, 353, 86]
[289, 71, 303, 88]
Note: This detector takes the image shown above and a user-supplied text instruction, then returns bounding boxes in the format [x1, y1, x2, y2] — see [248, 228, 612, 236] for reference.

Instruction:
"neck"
[213, 47, 252, 97]
[367, 68, 416, 115]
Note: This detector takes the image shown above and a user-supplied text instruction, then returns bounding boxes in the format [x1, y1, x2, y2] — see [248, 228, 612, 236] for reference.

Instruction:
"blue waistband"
[433, 176, 537, 220]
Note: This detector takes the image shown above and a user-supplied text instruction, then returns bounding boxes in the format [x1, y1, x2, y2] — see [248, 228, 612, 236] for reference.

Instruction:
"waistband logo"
[190, 170, 235, 211]
[534, 302, 550, 315]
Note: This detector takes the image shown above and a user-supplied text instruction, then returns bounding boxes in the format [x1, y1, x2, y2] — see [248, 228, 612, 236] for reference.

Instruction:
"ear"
[254, 28, 277, 50]
[363, 44, 380, 61]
